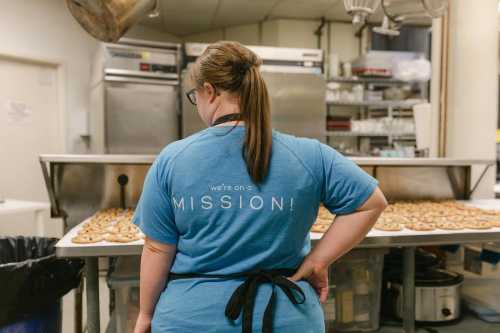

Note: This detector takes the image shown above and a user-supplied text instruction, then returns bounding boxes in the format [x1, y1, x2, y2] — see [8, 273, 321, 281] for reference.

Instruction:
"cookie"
[109, 224, 139, 234]
[402, 216, 417, 223]
[436, 221, 464, 230]
[463, 221, 492, 230]
[117, 216, 133, 224]
[89, 215, 115, 224]
[488, 219, 500, 227]
[405, 222, 436, 231]
[317, 206, 335, 220]
[315, 217, 333, 225]
[448, 215, 467, 223]
[374, 222, 402, 231]
[105, 233, 141, 243]
[480, 209, 499, 216]
[311, 224, 330, 233]
[123, 208, 134, 214]
[378, 213, 408, 225]
[72, 234, 103, 244]
[77, 227, 107, 235]
[318, 211, 334, 220]
[80, 224, 108, 234]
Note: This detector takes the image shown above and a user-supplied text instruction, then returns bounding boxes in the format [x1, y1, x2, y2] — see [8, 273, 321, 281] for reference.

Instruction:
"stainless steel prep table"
[40, 154, 496, 333]
[57, 209, 500, 257]
[55, 202, 500, 333]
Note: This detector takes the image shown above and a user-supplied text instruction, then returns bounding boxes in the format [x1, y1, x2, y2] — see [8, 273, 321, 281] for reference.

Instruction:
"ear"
[203, 82, 217, 103]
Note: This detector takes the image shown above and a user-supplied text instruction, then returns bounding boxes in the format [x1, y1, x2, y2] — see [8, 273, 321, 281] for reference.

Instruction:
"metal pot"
[66, 0, 157, 42]
[381, 0, 448, 24]
[392, 269, 463, 322]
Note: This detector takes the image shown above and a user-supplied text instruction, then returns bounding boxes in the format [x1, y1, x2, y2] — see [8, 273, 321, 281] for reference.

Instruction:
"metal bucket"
[382, 0, 448, 24]
[66, 0, 157, 42]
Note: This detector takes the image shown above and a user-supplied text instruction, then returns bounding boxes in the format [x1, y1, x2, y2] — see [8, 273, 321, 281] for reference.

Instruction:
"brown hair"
[190, 41, 272, 184]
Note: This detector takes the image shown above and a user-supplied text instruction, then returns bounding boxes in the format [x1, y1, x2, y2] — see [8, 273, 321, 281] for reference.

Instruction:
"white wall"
[225, 23, 260, 45]
[261, 20, 280, 46]
[0, 4, 182, 332]
[125, 24, 182, 44]
[328, 22, 360, 63]
[268, 19, 322, 49]
[0, 0, 181, 154]
[0, 0, 98, 153]
[184, 29, 225, 43]
[445, 0, 499, 198]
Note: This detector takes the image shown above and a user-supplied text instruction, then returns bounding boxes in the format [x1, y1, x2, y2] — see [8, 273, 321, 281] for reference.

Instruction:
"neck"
[211, 102, 243, 127]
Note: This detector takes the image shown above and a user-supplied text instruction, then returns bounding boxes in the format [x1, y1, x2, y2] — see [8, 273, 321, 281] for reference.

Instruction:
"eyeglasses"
[186, 88, 197, 106]
[186, 84, 220, 107]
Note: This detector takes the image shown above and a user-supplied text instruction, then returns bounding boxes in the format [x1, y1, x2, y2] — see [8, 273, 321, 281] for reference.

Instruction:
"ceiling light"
[148, 0, 160, 18]
[344, 0, 381, 26]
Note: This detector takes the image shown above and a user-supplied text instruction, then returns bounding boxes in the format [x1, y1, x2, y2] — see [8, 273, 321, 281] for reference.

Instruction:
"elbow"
[380, 195, 389, 211]
[374, 188, 388, 212]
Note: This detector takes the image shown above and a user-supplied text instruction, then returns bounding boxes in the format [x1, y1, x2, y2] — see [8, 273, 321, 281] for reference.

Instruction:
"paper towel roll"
[413, 103, 432, 150]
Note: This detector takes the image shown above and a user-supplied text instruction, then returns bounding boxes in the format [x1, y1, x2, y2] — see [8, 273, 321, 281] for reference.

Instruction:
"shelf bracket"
[468, 164, 492, 198]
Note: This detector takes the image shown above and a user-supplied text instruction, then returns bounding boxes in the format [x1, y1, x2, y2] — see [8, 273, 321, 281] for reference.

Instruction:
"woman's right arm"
[134, 237, 177, 333]
[290, 187, 387, 302]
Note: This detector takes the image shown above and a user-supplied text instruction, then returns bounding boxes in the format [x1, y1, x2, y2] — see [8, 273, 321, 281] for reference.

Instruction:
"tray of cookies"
[310, 200, 500, 247]
[55, 208, 145, 257]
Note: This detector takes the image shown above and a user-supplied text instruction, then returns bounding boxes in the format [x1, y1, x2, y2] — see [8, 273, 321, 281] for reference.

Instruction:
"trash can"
[0, 236, 84, 332]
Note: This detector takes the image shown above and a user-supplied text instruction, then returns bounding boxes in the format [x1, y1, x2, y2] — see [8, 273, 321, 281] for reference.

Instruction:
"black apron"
[168, 113, 307, 333]
[168, 268, 306, 333]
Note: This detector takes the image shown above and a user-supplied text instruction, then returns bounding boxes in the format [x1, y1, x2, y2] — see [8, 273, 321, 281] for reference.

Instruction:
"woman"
[133, 41, 387, 333]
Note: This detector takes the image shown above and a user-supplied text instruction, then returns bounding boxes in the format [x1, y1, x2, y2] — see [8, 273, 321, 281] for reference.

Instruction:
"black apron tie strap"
[211, 113, 242, 126]
[168, 268, 306, 333]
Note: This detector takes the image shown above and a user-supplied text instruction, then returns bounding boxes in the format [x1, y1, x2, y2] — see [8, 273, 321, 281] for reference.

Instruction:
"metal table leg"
[75, 281, 83, 333]
[86, 258, 100, 333]
[402, 247, 416, 333]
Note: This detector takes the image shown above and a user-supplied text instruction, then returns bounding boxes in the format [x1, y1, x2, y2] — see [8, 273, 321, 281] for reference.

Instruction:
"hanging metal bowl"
[66, 0, 158, 42]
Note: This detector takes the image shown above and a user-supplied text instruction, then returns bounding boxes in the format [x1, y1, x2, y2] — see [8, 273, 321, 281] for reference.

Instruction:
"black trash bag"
[0, 236, 84, 327]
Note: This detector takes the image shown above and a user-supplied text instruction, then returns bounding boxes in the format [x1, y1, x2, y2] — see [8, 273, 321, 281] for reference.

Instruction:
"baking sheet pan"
[56, 200, 500, 257]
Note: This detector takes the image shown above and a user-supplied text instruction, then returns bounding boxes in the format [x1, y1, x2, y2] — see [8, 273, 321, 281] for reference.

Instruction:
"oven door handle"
[104, 75, 179, 86]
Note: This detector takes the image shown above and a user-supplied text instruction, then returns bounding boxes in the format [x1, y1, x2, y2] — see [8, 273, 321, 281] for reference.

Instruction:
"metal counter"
[56, 211, 500, 257]
[55, 201, 500, 333]
[39, 155, 496, 333]
[39, 154, 156, 164]
[351, 157, 493, 166]
[40, 154, 492, 166]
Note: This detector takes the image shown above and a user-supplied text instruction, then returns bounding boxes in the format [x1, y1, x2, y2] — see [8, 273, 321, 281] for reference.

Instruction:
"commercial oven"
[182, 43, 326, 142]
[90, 38, 182, 154]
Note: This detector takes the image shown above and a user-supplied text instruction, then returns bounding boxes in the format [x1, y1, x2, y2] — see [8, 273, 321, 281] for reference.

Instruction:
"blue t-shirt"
[133, 125, 378, 333]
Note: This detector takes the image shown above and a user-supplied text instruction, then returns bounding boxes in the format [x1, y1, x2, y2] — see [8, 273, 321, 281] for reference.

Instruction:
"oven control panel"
[105, 45, 178, 75]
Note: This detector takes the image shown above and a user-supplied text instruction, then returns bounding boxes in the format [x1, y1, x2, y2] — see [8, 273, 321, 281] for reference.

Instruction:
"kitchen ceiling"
[140, 0, 385, 36]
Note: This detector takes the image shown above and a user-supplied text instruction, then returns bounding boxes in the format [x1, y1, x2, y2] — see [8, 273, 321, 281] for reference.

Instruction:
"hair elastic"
[233, 61, 251, 76]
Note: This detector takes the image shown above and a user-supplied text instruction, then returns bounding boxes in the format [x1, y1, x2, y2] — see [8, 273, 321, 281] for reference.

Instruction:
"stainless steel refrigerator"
[182, 43, 326, 143]
[90, 38, 182, 154]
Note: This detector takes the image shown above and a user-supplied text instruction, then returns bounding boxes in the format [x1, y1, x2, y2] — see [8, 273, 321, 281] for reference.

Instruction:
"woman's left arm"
[134, 237, 177, 333]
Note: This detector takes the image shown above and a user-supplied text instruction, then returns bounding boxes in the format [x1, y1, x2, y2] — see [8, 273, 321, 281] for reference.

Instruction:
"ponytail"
[240, 66, 272, 184]
[189, 41, 273, 184]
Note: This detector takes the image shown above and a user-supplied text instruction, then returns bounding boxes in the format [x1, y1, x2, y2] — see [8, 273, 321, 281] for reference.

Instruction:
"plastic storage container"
[331, 248, 388, 332]
[0, 236, 83, 332]
[107, 256, 140, 333]
[322, 271, 337, 333]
